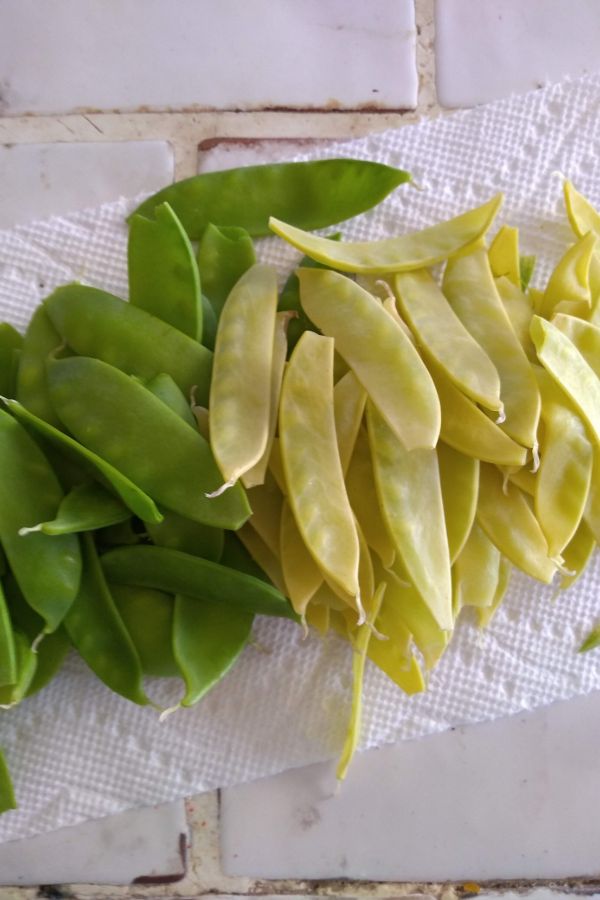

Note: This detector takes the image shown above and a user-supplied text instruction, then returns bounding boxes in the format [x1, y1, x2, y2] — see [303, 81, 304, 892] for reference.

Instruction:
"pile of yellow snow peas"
[1, 157, 600, 812]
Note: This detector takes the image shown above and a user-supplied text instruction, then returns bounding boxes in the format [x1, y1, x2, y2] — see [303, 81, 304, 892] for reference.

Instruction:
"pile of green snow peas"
[0, 155, 599, 810]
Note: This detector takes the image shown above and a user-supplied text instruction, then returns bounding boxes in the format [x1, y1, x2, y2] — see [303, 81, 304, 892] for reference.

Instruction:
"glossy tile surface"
[436, 0, 600, 107]
[0, 141, 173, 228]
[222, 689, 600, 881]
[0, 800, 187, 886]
[0, 0, 417, 115]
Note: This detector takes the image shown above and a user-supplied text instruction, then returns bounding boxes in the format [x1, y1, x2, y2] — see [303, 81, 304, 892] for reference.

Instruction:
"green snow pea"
[145, 373, 196, 428]
[0, 409, 81, 632]
[0, 323, 23, 398]
[0, 581, 16, 687]
[44, 284, 213, 403]
[3, 573, 70, 696]
[131, 158, 411, 240]
[173, 593, 254, 707]
[101, 545, 298, 620]
[65, 533, 149, 705]
[111, 584, 178, 678]
[0, 631, 36, 707]
[219, 532, 273, 583]
[200, 295, 218, 351]
[128, 202, 202, 340]
[0, 750, 16, 813]
[47, 356, 250, 529]
[16, 305, 62, 428]
[3, 398, 163, 524]
[197, 224, 256, 319]
[147, 510, 224, 562]
[19, 481, 130, 536]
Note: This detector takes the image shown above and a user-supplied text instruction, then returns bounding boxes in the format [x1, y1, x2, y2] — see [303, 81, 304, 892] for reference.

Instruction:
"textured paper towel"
[3, 73, 600, 842]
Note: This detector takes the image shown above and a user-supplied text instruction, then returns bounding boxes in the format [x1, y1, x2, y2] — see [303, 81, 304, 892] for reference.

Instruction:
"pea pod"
[393, 268, 502, 414]
[128, 202, 202, 340]
[110, 584, 179, 678]
[476, 464, 557, 583]
[280, 500, 322, 619]
[333, 370, 367, 476]
[145, 373, 196, 428]
[495, 276, 536, 361]
[366, 401, 452, 631]
[237, 525, 287, 595]
[16, 305, 62, 428]
[488, 225, 520, 286]
[385, 562, 450, 671]
[299, 268, 440, 451]
[279, 331, 360, 607]
[453, 521, 501, 614]
[3, 397, 163, 524]
[443, 248, 541, 451]
[19, 482, 130, 536]
[197, 224, 256, 318]
[65, 533, 149, 705]
[0, 750, 16, 813]
[563, 180, 600, 312]
[0, 580, 16, 687]
[209, 265, 278, 491]
[132, 158, 411, 239]
[345, 427, 395, 568]
[0, 631, 36, 708]
[560, 520, 596, 591]
[247, 473, 284, 558]
[47, 356, 250, 529]
[147, 510, 224, 562]
[540, 232, 596, 319]
[271, 194, 502, 275]
[0, 409, 81, 632]
[519, 256, 536, 292]
[0, 323, 23, 398]
[173, 593, 254, 707]
[44, 284, 212, 403]
[477, 556, 512, 629]
[437, 441, 479, 564]
[101, 545, 297, 620]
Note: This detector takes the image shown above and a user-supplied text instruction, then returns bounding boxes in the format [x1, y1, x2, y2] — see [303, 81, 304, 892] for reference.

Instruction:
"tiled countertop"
[2, 0, 600, 895]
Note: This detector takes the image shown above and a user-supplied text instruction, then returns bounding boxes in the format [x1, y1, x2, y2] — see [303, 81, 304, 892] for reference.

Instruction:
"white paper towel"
[2, 73, 600, 842]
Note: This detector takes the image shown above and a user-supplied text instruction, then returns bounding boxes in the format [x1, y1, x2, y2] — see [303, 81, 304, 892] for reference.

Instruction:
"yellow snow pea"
[246, 471, 283, 558]
[476, 556, 512, 629]
[495, 276, 536, 362]
[333, 370, 367, 476]
[280, 500, 323, 619]
[453, 521, 501, 615]
[385, 561, 451, 670]
[279, 331, 361, 608]
[393, 268, 502, 414]
[345, 427, 395, 569]
[477, 463, 557, 582]
[299, 268, 440, 451]
[560, 520, 596, 590]
[443, 248, 541, 452]
[366, 400, 453, 631]
[534, 367, 593, 557]
[488, 225, 520, 286]
[437, 441, 479, 564]
[540, 231, 596, 320]
[237, 525, 286, 595]
[270, 194, 503, 275]
[209, 264, 278, 492]
[563, 180, 600, 309]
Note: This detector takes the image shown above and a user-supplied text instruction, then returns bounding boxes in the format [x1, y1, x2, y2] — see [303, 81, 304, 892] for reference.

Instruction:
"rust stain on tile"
[130, 831, 187, 886]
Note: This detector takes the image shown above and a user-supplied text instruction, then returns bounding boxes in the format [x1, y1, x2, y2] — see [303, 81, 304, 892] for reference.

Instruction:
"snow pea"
[477, 556, 512, 629]
[520, 256, 536, 292]
[443, 248, 541, 452]
[131, 158, 411, 239]
[279, 331, 361, 608]
[3, 573, 70, 696]
[200, 294, 218, 351]
[453, 521, 501, 615]
[488, 225, 520, 286]
[333, 369, 366, 477]
[560, 520, 595, 591]
[3, 397, 163, 524]
[534, 367, 592, 557]
[65, 533, 149, 705]
[147, 510, 224, 563]
[19, 482, 130, 536]
[209, 265, 278, 491]
[101, 545, 298, 620]
[128, 202, 202, 340]
[530, 316, 600, 449]
[237, 525, 287, 595]
[16, 305, 62, 428]
[47, 356, 250, 529]
[0, 750, 16, 813]
[540, 231, 596, 319]
[197, 224, 256, 318]
[0, 409, 81, 632]
[299, 268, 440, 451]
[0, 581, 16, 687]
[430, 363, 527, 467]
[0, 631, 36, 708]
[477, 464, 557, 583]
[495, 276, 536, 362]
[563, 180, 600, 310]
[393, 268, 502, 414]
[270, 194, 502, 275]
[385, 562, 450, 670]
[280, 500, 322, 619]
[45, 284, 212, 403]
[145, 373, 196, 428]
[242, 311, 289, 489]
[437, 441, 479, 564]
[0, 323, 23, 398]
[346, 427, 395, 568]
[173, 592, 254, 707]
[246, 473, 283, 558]
[367, 401, 453, 631]
[110, 584, 178, 678]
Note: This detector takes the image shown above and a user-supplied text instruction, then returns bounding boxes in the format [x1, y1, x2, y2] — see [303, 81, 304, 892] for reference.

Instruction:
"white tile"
[0, 0, 417, 115]
[222, 689, 600, 881]
[198, 138, 335, 174]
[0, 141, 173, 229]
[435, 0, 600, 107]
[0, 799, 187, 886]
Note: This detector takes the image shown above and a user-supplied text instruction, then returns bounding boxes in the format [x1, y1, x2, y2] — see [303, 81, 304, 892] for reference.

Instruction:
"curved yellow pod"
[270, 194, 503, 275]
